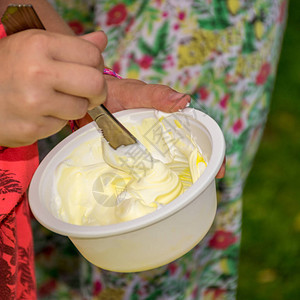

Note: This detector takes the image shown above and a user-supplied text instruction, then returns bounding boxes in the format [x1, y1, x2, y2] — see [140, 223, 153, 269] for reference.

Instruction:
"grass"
[237, 1, 300, 299]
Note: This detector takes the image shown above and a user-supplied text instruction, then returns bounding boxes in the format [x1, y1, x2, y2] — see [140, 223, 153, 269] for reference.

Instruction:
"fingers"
[216, 157, 226, 179]
[11, 30, 107, 109]
[0, 116, 67, 148]
[104, 77, 191, 113]
[38, 116, 69, 140]
[138, 84, 191, 112]
[80, 31, 108, 53]
[42, 91, 89, 120]
[0, 29, 109, 147]
[51, 61, 107, 109]
[48, 31, 108, 109]
[46, 30, 107, 69]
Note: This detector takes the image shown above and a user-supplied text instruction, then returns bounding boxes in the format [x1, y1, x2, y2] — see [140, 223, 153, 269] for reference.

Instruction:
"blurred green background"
[237, 1, 300, 299]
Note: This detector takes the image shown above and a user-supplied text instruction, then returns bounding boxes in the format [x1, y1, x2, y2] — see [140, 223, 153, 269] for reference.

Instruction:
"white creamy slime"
[53, 112, 207, 225]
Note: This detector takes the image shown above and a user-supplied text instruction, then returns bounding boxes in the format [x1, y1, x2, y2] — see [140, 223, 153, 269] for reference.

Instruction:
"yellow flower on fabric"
[127, 2, 139, 13]
[203, 288, 227, 300]
[97, 288, 124, 300]
[219, 258, 231, 274]
[254, 20, 265, 40]
[127, 67, 140, 79]
[178, 29, 218, 68]
[227, 0, 241, 15]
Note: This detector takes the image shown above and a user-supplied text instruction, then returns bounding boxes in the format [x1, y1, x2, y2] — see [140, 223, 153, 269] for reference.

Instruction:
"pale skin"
[0, 0, 225, 177]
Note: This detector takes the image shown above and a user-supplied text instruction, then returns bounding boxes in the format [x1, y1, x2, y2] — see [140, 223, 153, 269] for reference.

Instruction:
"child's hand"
[74, 76, 191, 129]
[103, 76, 190, 113]
[0, 30, 107, 147]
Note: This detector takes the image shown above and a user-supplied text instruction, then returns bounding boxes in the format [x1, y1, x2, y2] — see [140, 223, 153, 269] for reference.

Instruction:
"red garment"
[0, 24, 38, 299]
[0, 22, 5, 39]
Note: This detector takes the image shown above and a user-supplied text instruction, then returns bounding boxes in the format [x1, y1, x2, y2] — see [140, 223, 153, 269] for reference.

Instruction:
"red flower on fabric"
[173, 23, 180, 30]
[204, 288, 227, 299]
[139, 55, 153, 69]
[192, 286, 199, 298]
[256, 63, 271, 85]
[208, 230, 237, 249]
[185, 270, 191, 279]
[198, 86, 209, 101]
[178, 11, 186, 21]
[137, 288, 147, 296]
[278, 0, 287, 23]
[168, 262, 178, 275]
[68, 20, 84, 35]
[220, 94, 230, 109]
[107, 4, 127, 26]
[112, 61, 121, 74]
[233, 118, 244, 134]
[93, 280, 102, 296]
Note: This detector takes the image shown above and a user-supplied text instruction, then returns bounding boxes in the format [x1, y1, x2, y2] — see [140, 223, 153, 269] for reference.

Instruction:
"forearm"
[0, 0, 73, 35]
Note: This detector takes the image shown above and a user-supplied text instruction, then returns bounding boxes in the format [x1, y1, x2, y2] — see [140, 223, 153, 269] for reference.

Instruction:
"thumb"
[80, 31, 108, 53]
[105, 78, 191, 113]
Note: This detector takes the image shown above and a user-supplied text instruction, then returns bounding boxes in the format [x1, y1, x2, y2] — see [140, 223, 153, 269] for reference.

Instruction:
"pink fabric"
[103, 67, 122, 79]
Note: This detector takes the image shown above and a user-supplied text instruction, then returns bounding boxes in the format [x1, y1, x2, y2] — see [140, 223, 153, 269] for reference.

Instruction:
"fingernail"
[170, 92, 191, 102]
[169, 92, 185, 99]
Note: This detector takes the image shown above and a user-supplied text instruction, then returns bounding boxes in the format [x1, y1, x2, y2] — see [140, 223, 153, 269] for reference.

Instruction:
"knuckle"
[154, 85, 173, 98]
[90, 71, 106, 96]
[25, 30, 49, 51]
[26, 63, 46, 80]
[21, 121, 39, 143]
[89, 82, 107, 108]
[75, 99, 89, 119]
[87, 45, 102, 67]
[23, 91, 42, 111]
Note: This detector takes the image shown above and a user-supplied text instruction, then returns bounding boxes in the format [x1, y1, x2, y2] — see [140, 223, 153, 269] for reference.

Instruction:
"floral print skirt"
[34, 0, 288, 299]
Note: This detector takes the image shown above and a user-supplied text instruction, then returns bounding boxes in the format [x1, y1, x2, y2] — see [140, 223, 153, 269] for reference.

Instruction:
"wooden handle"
[1, 5, 45, 35]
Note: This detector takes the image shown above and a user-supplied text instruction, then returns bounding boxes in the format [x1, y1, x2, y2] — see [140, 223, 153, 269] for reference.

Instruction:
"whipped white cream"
[53, 112, 207, 225]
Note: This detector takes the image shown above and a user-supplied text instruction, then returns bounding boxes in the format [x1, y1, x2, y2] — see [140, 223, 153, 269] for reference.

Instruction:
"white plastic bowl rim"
[29, 108, 225, 238]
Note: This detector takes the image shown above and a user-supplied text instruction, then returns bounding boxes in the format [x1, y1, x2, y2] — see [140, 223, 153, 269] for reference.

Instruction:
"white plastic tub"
[29, 108, 225, 272]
